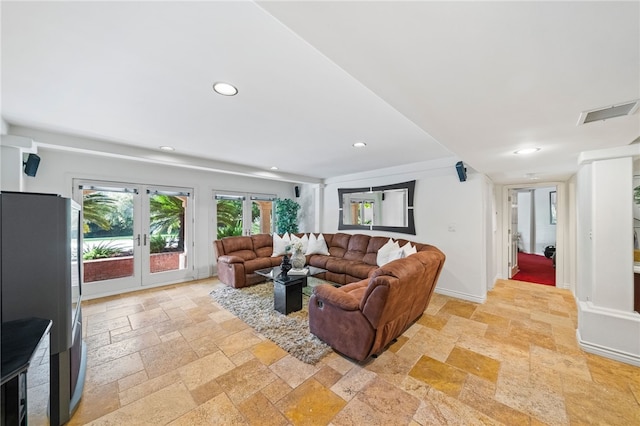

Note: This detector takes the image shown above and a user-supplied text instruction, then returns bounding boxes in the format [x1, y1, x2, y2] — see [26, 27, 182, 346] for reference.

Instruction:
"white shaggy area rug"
[210, 279, 332, 364]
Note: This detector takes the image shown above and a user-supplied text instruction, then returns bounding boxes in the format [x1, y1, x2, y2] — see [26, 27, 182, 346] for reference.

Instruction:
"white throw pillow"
[271, 232, 291, 257]
[387, 247, 406, 263]
[305, 233, 330, 255]
[290, 233, 309, 253]
[401, 242, 417, 257]
[376, 238, 399, 266]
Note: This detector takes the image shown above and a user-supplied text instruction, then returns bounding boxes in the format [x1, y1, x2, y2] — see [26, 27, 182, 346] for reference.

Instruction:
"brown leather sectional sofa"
[214, 232, 446, 361]
[215, 232, 442, 287]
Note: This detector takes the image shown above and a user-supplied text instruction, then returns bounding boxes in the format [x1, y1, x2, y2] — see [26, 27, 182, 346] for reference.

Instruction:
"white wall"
[483, 176, 498, 291]
[296, 183, 317, 233]
[7, 128, 499, 305]
[323, 158, 491, 303]
[0, 145, 25, 191]
[517, 190, 532, 252]
[6, 128, 297, 288]
[534, 187, 556, 254]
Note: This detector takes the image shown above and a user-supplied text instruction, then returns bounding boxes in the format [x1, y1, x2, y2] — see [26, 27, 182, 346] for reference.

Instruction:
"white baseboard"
[489, 274, 501, 290]
[434, 287, 487, 304]
[577, 301, 640, 367]
[82, 276, 198, 301]
[577, 329, 640, 367]
[196, 265, 212, 280]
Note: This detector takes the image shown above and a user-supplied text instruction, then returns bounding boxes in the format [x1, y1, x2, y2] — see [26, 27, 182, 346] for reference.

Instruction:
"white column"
[591, 156, 634, 310]
[1, 135, 37, 192]
[1, 145, 25, 191]
[576, 145, 640, 366]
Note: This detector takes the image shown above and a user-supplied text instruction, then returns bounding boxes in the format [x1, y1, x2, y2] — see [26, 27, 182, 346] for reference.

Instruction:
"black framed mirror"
[338, 180, 416, 234]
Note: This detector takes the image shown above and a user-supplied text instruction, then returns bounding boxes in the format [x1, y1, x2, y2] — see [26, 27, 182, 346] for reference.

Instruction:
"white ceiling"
[2, 1, 639, 184]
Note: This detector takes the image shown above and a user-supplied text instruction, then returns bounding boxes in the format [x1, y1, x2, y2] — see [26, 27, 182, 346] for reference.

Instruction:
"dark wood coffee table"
[255, 265, 326, 315]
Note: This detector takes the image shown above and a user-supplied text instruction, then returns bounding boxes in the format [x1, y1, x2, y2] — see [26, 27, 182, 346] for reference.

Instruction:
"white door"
[75, 181, 194, 297]
[143, 186, 194, 286]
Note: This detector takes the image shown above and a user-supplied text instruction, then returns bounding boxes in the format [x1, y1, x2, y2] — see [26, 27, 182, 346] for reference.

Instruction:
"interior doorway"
[505, 184, 558, 286]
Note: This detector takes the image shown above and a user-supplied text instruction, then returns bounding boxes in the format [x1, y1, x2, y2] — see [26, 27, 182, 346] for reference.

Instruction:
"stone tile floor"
[26, 278, 639, 425]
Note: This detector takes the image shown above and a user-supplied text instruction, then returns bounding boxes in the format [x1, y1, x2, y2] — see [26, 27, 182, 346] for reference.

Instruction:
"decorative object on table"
[274, 198, 301, 234]
[288, 268, 309, 276]
[210, 280, 332, 364]
[289, 240, 306, 270]
[280, 253, 291, 276]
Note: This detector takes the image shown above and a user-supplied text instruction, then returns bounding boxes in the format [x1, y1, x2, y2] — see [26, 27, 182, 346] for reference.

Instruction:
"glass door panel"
[76, 184, 140, 295]
[147, 189, 189, 275]
[251, 198, 273, 234]
[216, 193, 245, 238]
[215, 192, 275, 238]
[81, 188, 136, 283]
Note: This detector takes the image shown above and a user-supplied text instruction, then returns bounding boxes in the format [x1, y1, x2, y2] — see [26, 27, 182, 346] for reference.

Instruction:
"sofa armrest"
[312, 284, 360, 311]
[218, 254, 244, 264]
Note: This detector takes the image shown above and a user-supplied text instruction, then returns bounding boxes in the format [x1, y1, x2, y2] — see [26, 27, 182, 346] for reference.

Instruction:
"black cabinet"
[1, 318, 51, 426]
[274, 276, 306, 315]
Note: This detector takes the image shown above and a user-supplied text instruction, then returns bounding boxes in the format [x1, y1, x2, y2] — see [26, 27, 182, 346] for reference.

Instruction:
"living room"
[1, 1, 639, 425]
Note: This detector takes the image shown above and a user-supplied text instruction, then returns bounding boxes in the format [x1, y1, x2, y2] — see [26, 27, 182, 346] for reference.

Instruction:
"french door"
[214, 191, 275, 238]
[75, 180, 194, 297]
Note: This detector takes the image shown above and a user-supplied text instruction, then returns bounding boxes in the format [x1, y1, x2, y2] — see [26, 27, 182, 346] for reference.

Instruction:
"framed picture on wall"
[550, 191, 557, 224]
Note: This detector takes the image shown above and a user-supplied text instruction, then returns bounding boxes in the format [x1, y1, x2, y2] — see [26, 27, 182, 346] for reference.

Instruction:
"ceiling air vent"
[578, 100, 640, 125]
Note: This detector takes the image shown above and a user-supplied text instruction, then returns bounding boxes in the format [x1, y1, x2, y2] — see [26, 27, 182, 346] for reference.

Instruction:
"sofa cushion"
[227, 250, 255, 261]
[308, 254, 330, 269]
[387, 247, 406, 263]
[339, 280, 368, 299]
[401, 242, 417, 257]
[343, 234, 370, 262]
[325, 257, 352, 274]
[376, 238, 399, 266]
[272, 233, 290, 257]
[345, 261, 377, 280]
[221, 235, 254, 255]
[306, 233, 330, 255]
[244, 257, 273, 274]
[252, 234, 274, 258]
[290, 233, 309, 253]
[363, 236, 390, 266]
[327, 233, 351, 258]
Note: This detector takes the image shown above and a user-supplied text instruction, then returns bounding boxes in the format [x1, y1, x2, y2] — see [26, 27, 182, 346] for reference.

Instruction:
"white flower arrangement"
[286, 240, 304, 254]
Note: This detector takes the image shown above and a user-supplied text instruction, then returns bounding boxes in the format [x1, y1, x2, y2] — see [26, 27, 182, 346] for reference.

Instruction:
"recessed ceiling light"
[159, 146, 175, 151]
[270, 166, 279, 170]
[213, 82, 238, 96]
[353, 142, 367, 148]
[514, 147, 540, 155]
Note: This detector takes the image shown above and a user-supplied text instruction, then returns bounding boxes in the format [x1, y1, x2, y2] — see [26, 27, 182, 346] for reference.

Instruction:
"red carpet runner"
[512, 252, 555, 286]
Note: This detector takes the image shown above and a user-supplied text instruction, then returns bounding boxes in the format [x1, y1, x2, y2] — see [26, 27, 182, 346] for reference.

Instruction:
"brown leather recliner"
[214, 234, 280, 288]
[308, 246, 445, 362]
